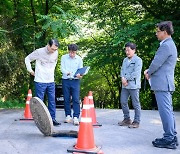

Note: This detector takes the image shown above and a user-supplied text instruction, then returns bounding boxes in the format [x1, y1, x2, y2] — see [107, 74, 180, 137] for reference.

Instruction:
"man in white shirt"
[25, 39, 60, 126]
[61, 44, 83, 126]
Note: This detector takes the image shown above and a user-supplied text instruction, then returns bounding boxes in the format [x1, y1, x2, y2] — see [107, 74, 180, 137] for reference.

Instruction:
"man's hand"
[30, 71, 35, 76]
[122, 77, 128, 87]
[76, 73, 82, 79]
[144, 69, 150, 80]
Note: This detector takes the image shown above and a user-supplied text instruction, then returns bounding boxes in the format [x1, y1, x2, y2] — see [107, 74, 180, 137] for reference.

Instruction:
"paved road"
[0, 108, 179, 154]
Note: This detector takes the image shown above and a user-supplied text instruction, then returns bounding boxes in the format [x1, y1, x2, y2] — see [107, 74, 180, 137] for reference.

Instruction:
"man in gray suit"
[144, 21, 178, 149]
[118, 42, 142, 128]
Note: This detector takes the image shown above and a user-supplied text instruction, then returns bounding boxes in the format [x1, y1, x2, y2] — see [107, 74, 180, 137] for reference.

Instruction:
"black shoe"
[154, 136, 179, 146]
[152, 138, 177, 149]
[174, 136, 179, 146]
[53, 119, 61, 126]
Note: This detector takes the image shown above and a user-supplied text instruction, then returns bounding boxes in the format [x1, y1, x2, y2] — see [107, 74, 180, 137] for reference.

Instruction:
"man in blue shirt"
[61, 44, 83, 125]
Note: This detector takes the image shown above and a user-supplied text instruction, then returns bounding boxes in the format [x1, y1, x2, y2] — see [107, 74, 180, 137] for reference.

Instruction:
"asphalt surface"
[0, 108, 179, 154]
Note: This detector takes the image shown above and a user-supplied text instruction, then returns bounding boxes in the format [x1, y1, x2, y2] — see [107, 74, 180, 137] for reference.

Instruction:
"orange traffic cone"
[67, 97, 102, 153]
[88, 91, 102, 127]
[20, 89, 33, 120]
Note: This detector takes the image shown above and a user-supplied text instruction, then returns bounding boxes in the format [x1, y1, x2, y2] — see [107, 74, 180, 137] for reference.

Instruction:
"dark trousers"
[62, 79, 80, 118]
[34, 82, 56, 120]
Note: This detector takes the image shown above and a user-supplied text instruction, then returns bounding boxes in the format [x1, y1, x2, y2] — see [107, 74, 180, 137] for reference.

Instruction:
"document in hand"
[74, 66, 90, 77]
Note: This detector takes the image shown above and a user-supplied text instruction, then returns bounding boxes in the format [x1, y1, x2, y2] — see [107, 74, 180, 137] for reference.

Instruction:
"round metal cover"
[30, 97, 53, 136]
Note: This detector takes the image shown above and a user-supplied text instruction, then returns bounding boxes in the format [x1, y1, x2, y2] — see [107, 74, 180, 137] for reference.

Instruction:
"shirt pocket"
[129, 63, 135, 67]
[128, 63, 135, 72]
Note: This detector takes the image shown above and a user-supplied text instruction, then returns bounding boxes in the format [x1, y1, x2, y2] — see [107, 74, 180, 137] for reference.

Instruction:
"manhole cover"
[30, 97, 78, 138]
[30, 97, 53, 136]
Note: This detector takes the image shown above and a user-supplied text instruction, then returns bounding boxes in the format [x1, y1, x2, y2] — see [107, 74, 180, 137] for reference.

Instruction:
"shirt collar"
[68, 54, 77, 59]
[45, 45, 51, 54]
[127, 54, 136, 61]
[160, 37, 171, 46]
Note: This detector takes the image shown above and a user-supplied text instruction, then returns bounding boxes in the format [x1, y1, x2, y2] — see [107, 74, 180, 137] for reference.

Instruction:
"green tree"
[0, 0, 179, 110]
[78, 0, 180, 109]
[0, 0, 85, 102]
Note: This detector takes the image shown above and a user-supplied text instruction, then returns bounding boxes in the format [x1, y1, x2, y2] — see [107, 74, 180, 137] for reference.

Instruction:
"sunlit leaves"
[36, 6, 81, 39]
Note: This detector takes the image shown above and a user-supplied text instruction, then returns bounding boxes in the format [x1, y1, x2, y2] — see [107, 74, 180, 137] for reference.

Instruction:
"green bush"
[0, 100, 25, 109]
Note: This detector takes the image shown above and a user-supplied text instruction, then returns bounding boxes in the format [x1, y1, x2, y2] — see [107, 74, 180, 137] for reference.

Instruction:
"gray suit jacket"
[148, 38, 177, 91]
[121, 54, 142, 89]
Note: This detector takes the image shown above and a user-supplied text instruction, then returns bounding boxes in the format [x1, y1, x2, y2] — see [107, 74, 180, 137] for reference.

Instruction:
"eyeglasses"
[69, 51, 76, 54]
[156, 30, 163, 33]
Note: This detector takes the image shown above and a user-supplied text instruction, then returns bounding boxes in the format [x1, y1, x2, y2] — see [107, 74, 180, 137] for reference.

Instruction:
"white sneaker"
[64, 115, 72, 123]
[73, 117, 79, 126]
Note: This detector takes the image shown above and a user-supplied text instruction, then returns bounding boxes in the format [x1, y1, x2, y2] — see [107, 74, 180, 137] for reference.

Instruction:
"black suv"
[55, 84, 82, 108]
[55, 84, 64, 108]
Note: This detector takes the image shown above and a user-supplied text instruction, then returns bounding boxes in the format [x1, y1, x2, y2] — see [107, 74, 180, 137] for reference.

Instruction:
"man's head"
[47, 39, 60, 53]
[124, 42, 136, 59]
[68, 44, 78, 58]
[156, 21, 174, 41]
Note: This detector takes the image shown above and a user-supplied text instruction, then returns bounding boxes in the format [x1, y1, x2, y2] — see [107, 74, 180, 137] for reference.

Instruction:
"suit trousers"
[120, 88, 141, 123]
[62, 79, 80, 118]
[154, 91, 177, 141]
[34, 82, 56, 120]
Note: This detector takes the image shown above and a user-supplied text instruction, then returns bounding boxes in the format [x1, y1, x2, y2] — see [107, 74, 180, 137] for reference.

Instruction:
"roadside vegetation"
[0, 0, 179, 110]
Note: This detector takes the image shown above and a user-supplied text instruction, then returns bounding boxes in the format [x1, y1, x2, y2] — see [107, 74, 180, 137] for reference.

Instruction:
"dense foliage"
[0, 0, 179, 110]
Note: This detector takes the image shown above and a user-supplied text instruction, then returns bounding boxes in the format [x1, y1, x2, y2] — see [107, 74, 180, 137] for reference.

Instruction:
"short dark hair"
[125, 42, 136, 50]
[68, 44, 78, 51]
[48, 39, 60, 47]
[156, 21, 174, 35]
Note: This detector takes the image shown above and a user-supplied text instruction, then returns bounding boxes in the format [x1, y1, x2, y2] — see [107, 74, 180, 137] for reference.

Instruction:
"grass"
[0, 100, 25, 109]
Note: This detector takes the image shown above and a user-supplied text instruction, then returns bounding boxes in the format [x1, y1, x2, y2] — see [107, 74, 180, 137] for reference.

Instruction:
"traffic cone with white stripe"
[67, 97, 102, 153]
[20, 89, 33, 120]
[88, 91, 102, 127]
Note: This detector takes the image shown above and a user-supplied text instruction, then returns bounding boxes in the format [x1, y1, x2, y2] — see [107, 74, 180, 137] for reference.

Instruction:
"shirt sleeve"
[120, 59, 125, 78]
[25, 49, 39, 73]
[60, 55, 69, 75]
[148, 44, 170, 75]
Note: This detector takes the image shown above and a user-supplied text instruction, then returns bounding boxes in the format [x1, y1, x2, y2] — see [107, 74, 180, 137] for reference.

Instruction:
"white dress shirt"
[25, 45, 58, 83]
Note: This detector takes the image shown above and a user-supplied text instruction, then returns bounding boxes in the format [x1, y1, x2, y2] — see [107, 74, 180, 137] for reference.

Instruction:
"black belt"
[63, 78, 78, 80]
